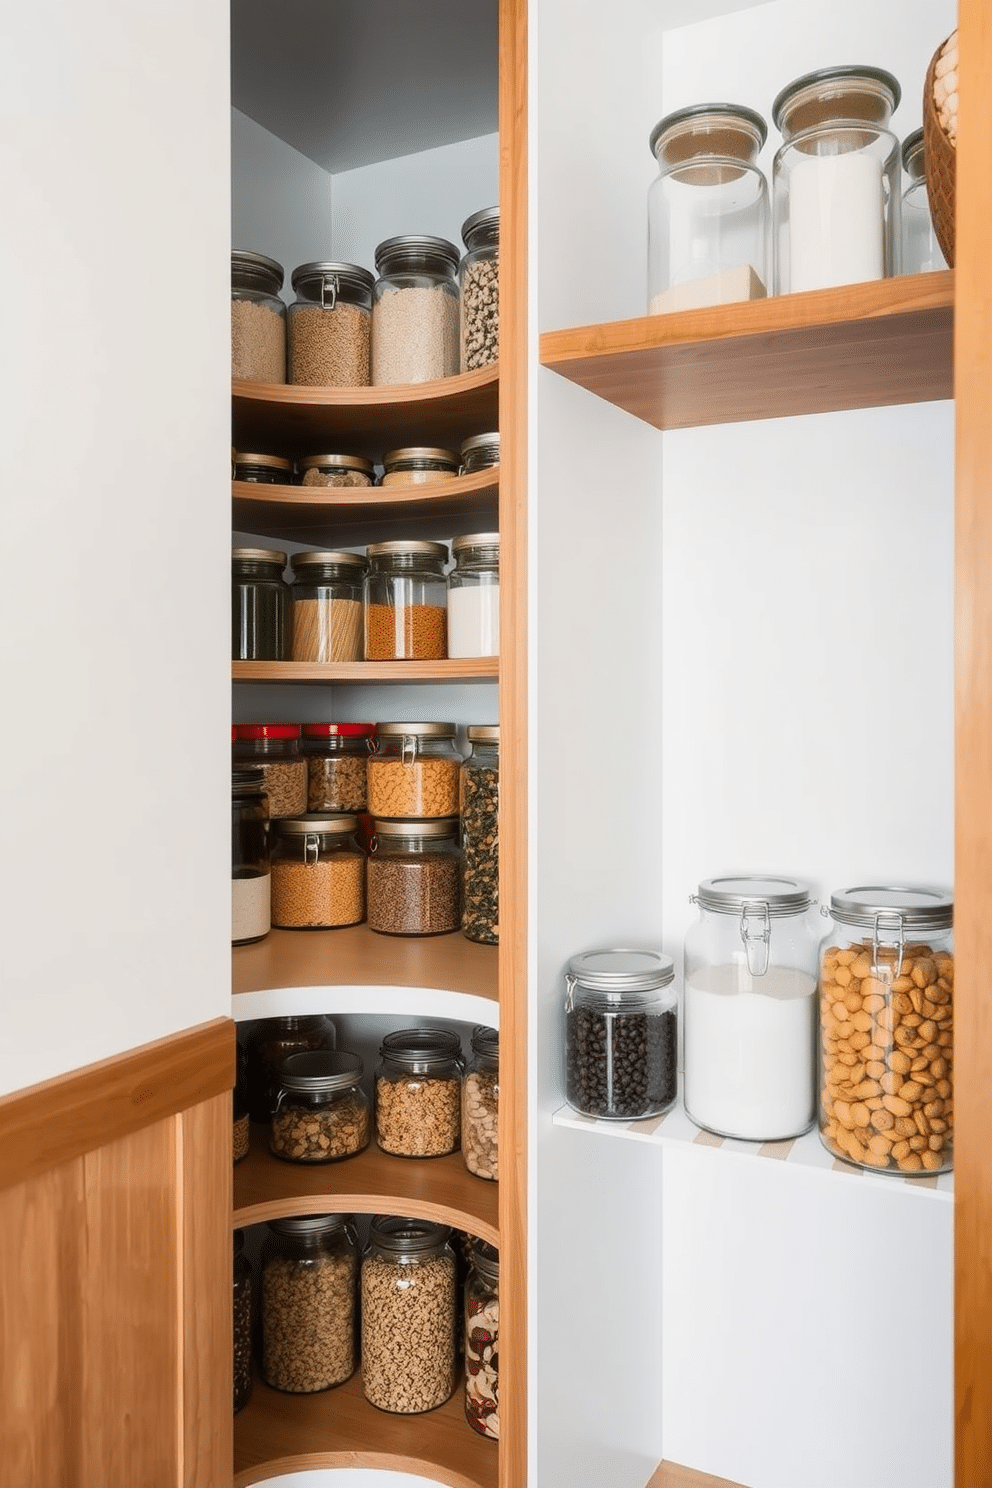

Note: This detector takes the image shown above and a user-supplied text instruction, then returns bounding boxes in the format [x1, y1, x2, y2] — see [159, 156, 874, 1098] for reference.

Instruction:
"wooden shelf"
[234, 1132, 499, 1245]
[539, 271, 954, 430]
[232, 365, 500, 459]
[646, 1463, 750, 1488]
[233, 467, 499, 547]
[233, 658, 499, 683]
[234, 1369, 498, 1488]
[233, 924, 498, 1001]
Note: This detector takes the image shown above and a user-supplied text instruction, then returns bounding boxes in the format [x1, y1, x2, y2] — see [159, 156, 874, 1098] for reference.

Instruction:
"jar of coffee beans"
[270, 814, 365, 929]
[233, 1229, 253, 1414]
[270, 1049, 371, 1163]
[459, 205, 500, 371]
[289, 550, 367, 664]
[245, 1015, 336, 1123]
[374, 1028, 464, 1156]
[460, 725, 499, 941]
[231, 250, 286, 383]
[261, 1213, 359, 1393]
[233, 451, 295, 485]
[367, 721, 461, 816]
[364, 542, 449, 661]
[233, 725, 308, 818]
[818, 884, 953, 1175]
[564, 948, 678, 1120]
[361, 1217, 457, 1413]
[367, 819, 462, 937]
[371, 234, 460, 385]
[464, 1239, 500, 1438]
[302, 722, 374, 813]
[462, 1025, 498, 1180]
[232, 548, 289, 661]
[288, 261, 374, 386]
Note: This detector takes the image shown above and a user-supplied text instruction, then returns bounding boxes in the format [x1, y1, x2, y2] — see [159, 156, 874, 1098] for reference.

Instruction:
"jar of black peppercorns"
[564, 948, 678, 1119]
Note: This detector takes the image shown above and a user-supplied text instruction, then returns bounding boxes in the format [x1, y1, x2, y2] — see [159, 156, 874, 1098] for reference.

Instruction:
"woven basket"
[923, 37, 956, 268]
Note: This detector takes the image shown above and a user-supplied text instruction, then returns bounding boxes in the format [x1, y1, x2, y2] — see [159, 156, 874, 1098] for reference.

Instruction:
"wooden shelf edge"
[233, 467, 499, 511]
[646, 1460, 752, 1488]
[234, 364, 499, 414]
[232, 925, 499, 1001]
[233, 658, 499, 683]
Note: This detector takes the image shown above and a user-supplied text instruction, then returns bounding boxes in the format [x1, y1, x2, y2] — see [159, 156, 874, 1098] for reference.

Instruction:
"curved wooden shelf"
[233, 925, 498, 1001]
[233, 657, 498, 683]
[232, 365, 499, 459]
[234, 1371, 498, 1488]
[234, 1134, 499, 1246]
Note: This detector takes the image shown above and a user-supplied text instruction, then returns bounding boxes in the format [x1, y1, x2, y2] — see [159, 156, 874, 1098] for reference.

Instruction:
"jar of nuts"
[464, 1239, 500, 1438]
[301, 722, 374, 813]
[270, 1050, 371, 1163]
[367, 721, 461, 817]
[270, 813, 365, 929]
[361, 1216, 457, 1413]
[364, 542, 449, 661]
[231, 249, 286, 383]
[460, 725, 499, 942]
[288, 550, 367, 664]
[374, 1028, 464, 1156]
[819, 884, 953, 1175]
[564, 948, 679, 1121]
[297, 452, 375, 488]
[261, 1213, 359, 1393]
[288, 260, 375, 387]
[462, 1025, 498, 1180]
[459, 205, 500, 372]
[233, 725, 308, 818]
[233, 1229, 253, 1414]
[367, 818, 463, 937]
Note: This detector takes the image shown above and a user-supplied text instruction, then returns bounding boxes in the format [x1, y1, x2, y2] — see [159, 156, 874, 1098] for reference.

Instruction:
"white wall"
[0, 0, 231, 1094]
[232, 108, 336, 284]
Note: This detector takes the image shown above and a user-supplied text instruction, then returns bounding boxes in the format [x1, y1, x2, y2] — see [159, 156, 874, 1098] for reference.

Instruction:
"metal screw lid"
[694, 875, 814, 916]
[382, 447, 460, 466]
[366, 539, 450, 560]
[566, 948, 675, 991]
[277, 1049, 364, 1092]
[452, 532, 499, 556]
[268, 1212, 352, 1238]
[901, 127, 925, 178]
[232, 547, 287, 566]
[272, 812, 359, 837]
[470, 1025, 499, 1057]
[461, 205, 500, 247]
[460, 431, 501, 461]
[231, 249, 285, 293]
[297, 452, 375, 475]
[233, 451, 295, 473]
[289, 550, 369, 573]
[368, 1214, 452, 1258]
[374, 234, 460, 276]
[380, 1028, 462, 1064]
[466, 724, 499, 743]
[471, 1239, 500, 1283]
[828, 884, 953, 931]
[371, 817, 460, 840]
[374, 721, 456, 739]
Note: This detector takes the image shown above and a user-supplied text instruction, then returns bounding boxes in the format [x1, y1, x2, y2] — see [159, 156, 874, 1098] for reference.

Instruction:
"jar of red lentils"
[364, 540, 448, 660]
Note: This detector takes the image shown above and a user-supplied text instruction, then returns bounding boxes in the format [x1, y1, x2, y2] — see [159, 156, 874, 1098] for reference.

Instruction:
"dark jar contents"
[233, 451, 295, 485]
[460, 725, 499, 943]
[232, 547, 289, 661]
[564, 948, 678, 1119]
[233, 1230, 253, 1414]
[464, 1240, 500, 1438]
[302, 722, 374, 813]
[261, 1214, 359, 1393]
[233, 1041, 250, 1163]
[270, 1050, 371, 1163]
[361, 1216, 457, 1413]
[232, 766, 270, 946]
[245, 1015, 336, 1124]
[374, 1028, 463, 1157]
[366, 818, 462, 936]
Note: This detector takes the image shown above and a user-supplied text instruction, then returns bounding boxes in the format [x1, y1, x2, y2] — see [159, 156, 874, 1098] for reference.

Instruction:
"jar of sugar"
[684, 875, 818, 1141]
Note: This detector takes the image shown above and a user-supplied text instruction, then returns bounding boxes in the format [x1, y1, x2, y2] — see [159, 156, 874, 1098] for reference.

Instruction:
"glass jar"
[231, 249, 286, 383]
[289, 550, 367, 663]
[270, 813, 365, 929]
[819, 884, 953, 1175]
[460, 725, 499, 944]
[302, 722, 374, 813]
[288, 260, 374, 386]
[364, 541, 448, 661]
[233, 725, 308, 818]
[233, 1041, 251, 1163]
[447, 534, 499, 659]
[232, 766, 270, 947]
[297, 452, 375, 488]
[380, 447, 460, 486]
[772, 66, 902, 294]
[374, 1029, 463, 1156]
[647, 104, 770, 314]
[233, 451, 295, 485]
[270, 1049, 371, 1163]
[367, 819, 462, 937]
[684, 875, 818, 1141]
[261, 1214, 359, 1393]
[245, 1014, 337, 1123]
[233, 1229, 252, 1414]
[371, 234, 460, 385]
[901, 128, 948, 275]
[462, 1025, 498, 1180]
[464, 1239, 499, 1438]
[564, 949, 678, 1120]
[367, 721, 461, 817]
[460, 431, 500, 475]
[361, 1216, 457, 1413]
[459, 205, 500, 371]
[232, 548, 289, 662]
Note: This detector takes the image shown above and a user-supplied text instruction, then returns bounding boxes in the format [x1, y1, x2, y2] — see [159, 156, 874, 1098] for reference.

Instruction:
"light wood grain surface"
[233, 923, 498, 999]
[646, 1463, 750, 1488]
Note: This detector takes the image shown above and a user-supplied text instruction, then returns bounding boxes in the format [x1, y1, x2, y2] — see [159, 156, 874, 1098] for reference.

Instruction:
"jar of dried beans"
[459, 205, 500, 371]
[261, 1213, 359, 1393]
[464, 1239, 500, 1438]
[367, 819, 462, 937]
[302, 722, 374, 813]
[288, 260, 374, 387]
[289, 550, 367, 663]
[371, 234, 460, 386]
[233, 1229, 253, 1414]
[375, 1029, 464, 1157]
[233, 724, 308, 817]
[818, 884, 953, 1175]
[233, 451, 295, 485]
[361, 1217, 457, 1413]
[231, 250, 286, 383]
[459, 431, 500, 475]
[232, 548, 289, 661]
[297, 452, 375, 488]
[380, 446, 459, 486]
[270, 1049, 371, 1163]
[270, 813, 365, 929]
[460, 724, 499, 943]
[245, 1015, 336, 1124]
[564, 948, 678, 1120]
[447, 535, 499, 659]
[364, 541, 449, 660]
[232, 766, 270, 947]
[367, 721, 461, 817]
[462, 1025, 498, 1180]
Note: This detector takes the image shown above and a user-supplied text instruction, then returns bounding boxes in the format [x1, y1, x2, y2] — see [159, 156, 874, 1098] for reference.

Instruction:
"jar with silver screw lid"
[901, 128, 948, 275]
[364, 541, 449, 661]
[288, 260, 374, 386]
[289, 550, 367, 663]
[371, 234, 460, 385]
[296, 452, 374, 488]
[460, 431, 500, 475]
[232, 548, 288, 661]
[381, 447, 459, 486]
[375, 1028, 463, 1157]
[459, 205, 500, 371]
[447, 535, 499, 659]
[270, 1049, 371, 1163]
[261, 1213, 359, 1393]
[361, 1216, 457, 1414]
[231, 250, 286, 383]
[564, 948, 678, 1119]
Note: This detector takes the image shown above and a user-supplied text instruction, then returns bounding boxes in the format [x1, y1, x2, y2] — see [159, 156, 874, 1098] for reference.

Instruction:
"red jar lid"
[236, 723, 302, 740]
[302, 722, 376, 738]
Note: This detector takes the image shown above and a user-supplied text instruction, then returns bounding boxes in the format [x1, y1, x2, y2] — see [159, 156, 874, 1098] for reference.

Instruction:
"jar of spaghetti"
[367, 722, 461, 817]
[364, 541, 448, 660]
[289, 550, 367, 663]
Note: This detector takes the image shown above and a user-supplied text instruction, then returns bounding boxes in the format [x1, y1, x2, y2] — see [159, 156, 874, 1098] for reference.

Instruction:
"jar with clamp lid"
[367, 721, 461, 817]
[288, 260, 374, 386]
[231, 250, 286, 383]
[464, 1239, 500, 1437]
[245, 1015, 336, 1123]
[819, 884, 953, 1175]
[364, 540, 448, 660]
[302, 722, 374, 813]
[289, 550, 367, 663]
[447, 534, 499, 659]
[462, 1025, 499, 1179]
[460, 725, 499, 944]
[374, 1028, 463, 1156]
[684, 874, 818, 1141]
[233, 724, 307, 817]
[233, 451, 295, 485]
[270, 813, 365, 929]
[270, 1049, 371, 1163]
[459, 205, 500, 370]
[367, 819, 462, 937]
[261, 1214, 359, 1393]
[648, 104, 770, 314]
[232, 548, 288, 661]
[564, 949, 678, 1119]
[901, 128, 948, 275]
[232, 766, 270, 947]
[371, 234, 460, 385]
[362, 1216, 457, 1413]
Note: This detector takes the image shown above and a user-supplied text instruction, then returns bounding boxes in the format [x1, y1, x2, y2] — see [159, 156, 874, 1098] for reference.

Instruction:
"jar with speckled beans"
[371, 234, 460, 385]
[374, 1029, 464, 1155]
[367, 721, 461, 817]
[366, 819, 462, 938]
[459, 204, 500, 371]
[364, 541, 449, 660]
[261, 1214, 359, 1394]
[361, 1217, 457, 1414]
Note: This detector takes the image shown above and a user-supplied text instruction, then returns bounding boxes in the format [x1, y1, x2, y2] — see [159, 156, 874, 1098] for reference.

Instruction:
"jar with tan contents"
[366, 819, 462, 936]
[364, 540, 448, 660]
[462, 1025, 498, 1180]
[367, 721, 461, 817]
[302, 722, 374, 813]
[270, 814, 366, 929]
[231, 250, 286, 383]
[288, 261, 374, 386]
[362, 1217, 457, 1414]
[289, 551, 367, 663]
[819, 884, 953, 1175]
[297, 452, 374, 489]
[270, 1050, 371, 1163]
[233, 724, 308, 817]
[374, 1029, 464, 1157]
[381, 447, 459, 486]
[261, 1214, 359, 1393]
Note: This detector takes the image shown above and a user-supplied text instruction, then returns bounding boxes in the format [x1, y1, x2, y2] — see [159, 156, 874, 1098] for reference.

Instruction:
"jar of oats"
[462, 1025, 498, 1180]
[261, 1213, 359, 1393]
[270, 813, 365, 929]
[374, 1029, 464, 1156]
[364, 541, 449, 660]
[362, 1216, 457, 1413]
[231, 250, 286, 383]
[819, 884, 953, 1175]
[371, 234, 460, 385]
[301, 722, 374, 813]
[288, 261, 374, 386]
[233, 725, 308, 818]
[367, 721, 461, 817]
[270, 1050, 371, 1163]
[289, 550, 367, 663]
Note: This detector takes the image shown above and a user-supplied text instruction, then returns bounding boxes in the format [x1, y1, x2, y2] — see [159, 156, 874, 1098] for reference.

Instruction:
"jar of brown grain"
[270, 813, 366, 929]
[367, 722, 461, 817]
[374, 1029, 464, 1156]
[366, 819, 462, 937]
[288, 261, 374, 386]
[363, 541, 449, 660]
[361, 1216, 457, 1413]
[231, 250, 286, 383]
[270, 1050, 371, 1163]
[302, 722, 374, 813]
[261, 1213, 359, 1393]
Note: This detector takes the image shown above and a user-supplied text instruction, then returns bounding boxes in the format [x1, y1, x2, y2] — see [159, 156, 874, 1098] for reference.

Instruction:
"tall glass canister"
[459, 205, 500, 370]
[231, 250, 286, 383]
[684, 875, 818, 1140]
[901, 127, 948, 275]
[460, 724, 499, 944]
[464, 1239, 500, 1438]
[371, 234, 460, 385]
[447, 534, 499, 659]
[564, 949, 678, 1119]
[261, 1213, 359, 1392]
[232, 765, 270, 946]
[361, 1216, 457, 1413]
[364, 541, 449, 661]
[287, 260, 374, 386]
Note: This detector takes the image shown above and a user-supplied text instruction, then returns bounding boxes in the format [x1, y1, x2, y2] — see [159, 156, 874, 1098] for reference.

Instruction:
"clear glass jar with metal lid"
[374, 1028, 463, 1156]
[233, 1229, 253, 1414]
[772, 66, 902, 294]
[819, 884, 953, 1175]
[447, 534, 499, 659]
[460, 431, 500, 475]
[462, 1025, 498, 1179]
[460, 725, 499, 944]
[233, 724, 308, 817]
[564, 948, 678, 1120]
[684, 874, 818, 1141]
[371, 234, 460, 385]
[380, 447, 460, 486]
[459, 205, 500, 371]
[367, 721, 461, 817]
[288, 260, 374, 387]
[297, 452, 375, 488]
[289, 550, 366, 663]
[367, 819, 462, 937]
[302, 722, 374, 813]
[245, 1014, 336, 1123]
[464, 1239, 499, 1438]
[233, 451, 295, 485]
[231, 250, 286, 382]
[270, 1049, 371, 1162]
[232, 765, 270, 947]
[364, 542, 449, 661]
[648, 104, 770, 315]
[901, 128, 948, 276]
[232, 547, 289, 661]
[270, 813, 365, 929]
[261, 1213, 359, 1393]
[362, 1216, 457, 1413]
